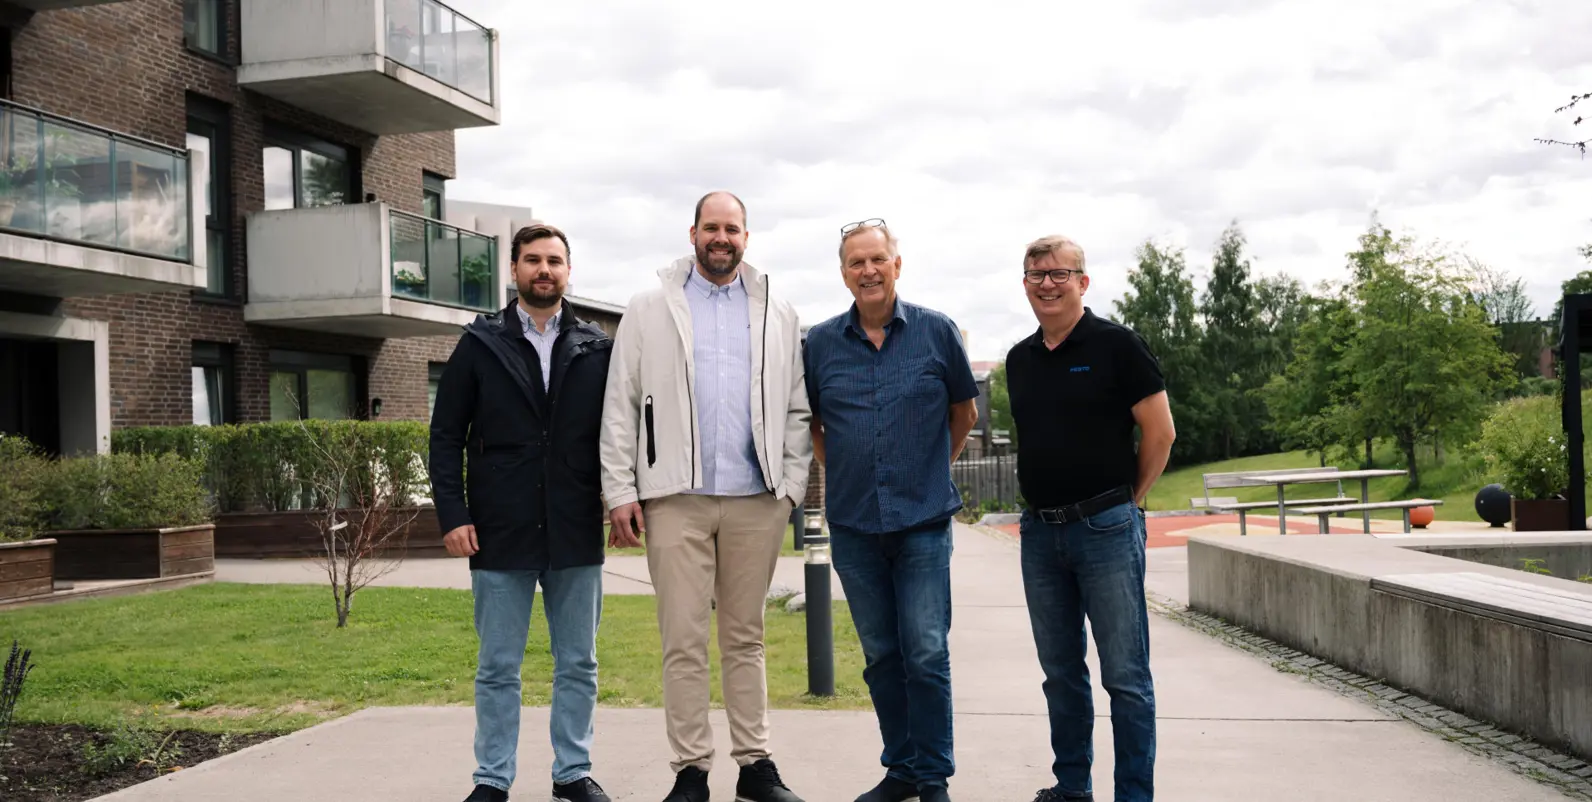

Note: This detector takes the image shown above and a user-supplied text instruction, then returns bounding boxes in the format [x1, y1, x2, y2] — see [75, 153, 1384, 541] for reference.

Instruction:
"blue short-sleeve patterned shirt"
[803, 297, 980, 534]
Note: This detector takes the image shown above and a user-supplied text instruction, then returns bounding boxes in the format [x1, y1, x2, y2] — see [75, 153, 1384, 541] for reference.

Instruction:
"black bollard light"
[790, 502, 805, 551]
[803, 506, 834, 697]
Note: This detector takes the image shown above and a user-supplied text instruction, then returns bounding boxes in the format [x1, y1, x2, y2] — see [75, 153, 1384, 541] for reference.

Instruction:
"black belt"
[1033, 485, 1134, 525]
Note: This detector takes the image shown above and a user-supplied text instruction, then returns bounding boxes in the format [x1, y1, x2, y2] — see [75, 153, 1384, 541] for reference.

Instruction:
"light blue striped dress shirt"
[515, 302, 561, 389]
[683, 267, 764, 496]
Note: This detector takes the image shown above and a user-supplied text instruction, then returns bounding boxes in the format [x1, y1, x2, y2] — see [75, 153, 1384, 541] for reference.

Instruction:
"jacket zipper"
[645, 395, 657, 467]
[761, 274, 772, 492]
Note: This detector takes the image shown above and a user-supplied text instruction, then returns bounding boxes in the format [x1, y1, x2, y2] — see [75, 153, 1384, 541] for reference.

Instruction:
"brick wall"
[12, 1, 463, 427]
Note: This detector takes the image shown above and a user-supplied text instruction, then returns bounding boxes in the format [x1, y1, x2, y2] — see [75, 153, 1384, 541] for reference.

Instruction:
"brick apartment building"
[0, 0, 519, 454]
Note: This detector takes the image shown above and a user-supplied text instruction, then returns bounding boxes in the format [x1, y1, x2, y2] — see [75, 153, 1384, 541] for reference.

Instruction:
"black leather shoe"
[464, 784, 508, 802]
[855, 775, 919, 802]
[735, 758, 802, 802]
[554, 776, 612, 802]
[663, 766, 710, 802]
[918, 786, 951, 802]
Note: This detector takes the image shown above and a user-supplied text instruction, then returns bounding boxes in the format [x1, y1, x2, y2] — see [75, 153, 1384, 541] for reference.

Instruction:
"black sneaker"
[855, 775, 919, 802]
[735, 758, 802, 802]
[663, 766, 710, 802]
[554, 776, 612, 802]
[1032, 789, 1091, 802]
[463, 784, 508, 802]
[918, 787, 951, 802]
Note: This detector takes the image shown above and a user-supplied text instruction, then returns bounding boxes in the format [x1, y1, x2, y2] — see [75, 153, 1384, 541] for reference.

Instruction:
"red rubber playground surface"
[992, 513, 1379, 549]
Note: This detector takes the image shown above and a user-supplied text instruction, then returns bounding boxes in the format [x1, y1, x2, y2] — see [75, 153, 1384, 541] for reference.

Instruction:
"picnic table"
[1235, 468, 1409, 534]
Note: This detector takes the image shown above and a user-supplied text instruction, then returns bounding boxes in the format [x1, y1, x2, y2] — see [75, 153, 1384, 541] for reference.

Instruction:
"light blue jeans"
[471, 566, 603, 791]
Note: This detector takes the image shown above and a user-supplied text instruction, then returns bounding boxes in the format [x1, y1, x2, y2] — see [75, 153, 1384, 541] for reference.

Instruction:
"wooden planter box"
[0, 539, 56, 601]
[213, 507, 444, 558]
[48, 524, 214, 580]
[1512, 498, 1571, 532]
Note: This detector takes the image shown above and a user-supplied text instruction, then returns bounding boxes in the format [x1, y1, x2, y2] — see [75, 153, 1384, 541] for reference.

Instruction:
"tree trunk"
[1401, 437, 1420, 490]
[1365, 438, 1374, 468]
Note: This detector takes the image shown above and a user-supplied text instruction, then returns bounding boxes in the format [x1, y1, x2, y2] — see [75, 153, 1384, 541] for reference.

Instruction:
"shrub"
[0, 435, 48, 543]
[1477, 392, 1592, 500]
[113, 421, 430, 514]
[37, 452, 213, 531]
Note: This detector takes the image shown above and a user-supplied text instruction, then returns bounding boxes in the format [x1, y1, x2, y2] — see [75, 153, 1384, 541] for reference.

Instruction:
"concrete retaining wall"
[1188, 534, 1592, 761]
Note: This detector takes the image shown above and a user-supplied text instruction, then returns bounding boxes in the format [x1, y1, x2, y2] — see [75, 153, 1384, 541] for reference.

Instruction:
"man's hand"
[443, 524, 478, 557]
[609, 502, 645, 548]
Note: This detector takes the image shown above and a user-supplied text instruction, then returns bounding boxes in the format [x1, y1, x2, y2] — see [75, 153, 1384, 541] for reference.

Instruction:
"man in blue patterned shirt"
[802, 219, 980, 802]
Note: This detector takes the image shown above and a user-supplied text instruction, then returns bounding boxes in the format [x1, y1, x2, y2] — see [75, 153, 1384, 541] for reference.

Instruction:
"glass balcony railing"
[389, 208, 497, 313]
[383, 0, 494, 105]
[0, 99, 191, 263]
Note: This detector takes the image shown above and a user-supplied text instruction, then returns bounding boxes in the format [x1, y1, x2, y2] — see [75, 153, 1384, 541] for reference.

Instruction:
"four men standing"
[431, 204, 1172, 801]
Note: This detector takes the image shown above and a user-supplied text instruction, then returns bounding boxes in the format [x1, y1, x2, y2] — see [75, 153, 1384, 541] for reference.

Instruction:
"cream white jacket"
[599, 257, 813, 509]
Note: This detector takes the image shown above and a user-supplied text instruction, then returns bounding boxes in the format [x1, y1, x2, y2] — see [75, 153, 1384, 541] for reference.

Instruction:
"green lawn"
[1145, 442, 1496, 522]
[0, 582, 868, 735]
[606, 524, 801, 557]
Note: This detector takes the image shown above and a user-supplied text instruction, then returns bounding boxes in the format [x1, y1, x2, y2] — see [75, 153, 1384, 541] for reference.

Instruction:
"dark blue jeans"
[831, 518, 955, 790]
[1020, 501, 1155, 802]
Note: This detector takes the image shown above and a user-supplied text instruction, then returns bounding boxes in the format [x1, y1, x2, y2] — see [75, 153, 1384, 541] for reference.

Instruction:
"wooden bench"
[1370, 571, 1592, 643]
[1195, 466, 1344, 510]
[1210, 497, 1357, 535]
[1291, 499, 1444, 534]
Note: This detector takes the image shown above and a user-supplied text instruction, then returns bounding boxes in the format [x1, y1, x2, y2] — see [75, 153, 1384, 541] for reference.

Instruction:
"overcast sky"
[447, 0, 1592, 362]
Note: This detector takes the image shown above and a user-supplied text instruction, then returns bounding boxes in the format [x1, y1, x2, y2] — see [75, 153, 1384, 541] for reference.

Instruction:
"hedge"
[111, 421, 431, 514]
[0, 434, 212, 541]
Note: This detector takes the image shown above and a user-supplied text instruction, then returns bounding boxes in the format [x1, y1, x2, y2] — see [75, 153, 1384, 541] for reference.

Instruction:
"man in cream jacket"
[600, 191, 813, 802]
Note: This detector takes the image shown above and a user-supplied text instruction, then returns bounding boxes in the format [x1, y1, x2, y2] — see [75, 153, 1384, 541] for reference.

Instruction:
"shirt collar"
[845, 296, 909, 338]
[515, 301, 562, 335]
[685, 265, 743, 298]
[1027, 306, 1098, 350]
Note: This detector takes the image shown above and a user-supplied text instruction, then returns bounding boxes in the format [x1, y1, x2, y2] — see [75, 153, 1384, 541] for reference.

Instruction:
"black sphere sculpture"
[1475, 483, 1512, 528]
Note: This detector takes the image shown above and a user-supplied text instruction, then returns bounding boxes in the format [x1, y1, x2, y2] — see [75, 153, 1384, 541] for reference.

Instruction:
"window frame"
[262, 124, 360, 211]
[268, 349, 366, 421]
[422, 171, 446, 221]
[187, 96, 232, 299]
[191, 341, 235, 426]
[427, 361, 447, 417]
[183, 0, 230, 62]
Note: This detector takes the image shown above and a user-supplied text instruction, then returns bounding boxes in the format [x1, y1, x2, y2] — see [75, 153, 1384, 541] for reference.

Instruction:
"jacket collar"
[659, 256, 767, 300]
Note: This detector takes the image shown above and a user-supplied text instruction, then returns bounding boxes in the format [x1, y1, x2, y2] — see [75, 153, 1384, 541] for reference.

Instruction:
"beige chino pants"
[643, 492, 791, 773]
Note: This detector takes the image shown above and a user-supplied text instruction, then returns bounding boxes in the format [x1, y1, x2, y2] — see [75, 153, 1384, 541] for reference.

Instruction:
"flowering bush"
[1478, 393, 1590, 500]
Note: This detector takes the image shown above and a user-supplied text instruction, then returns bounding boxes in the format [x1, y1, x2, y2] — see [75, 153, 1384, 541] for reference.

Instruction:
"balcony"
[237, 0, 499, 135]
[0, 99, 202, 298]
[244, 203, 499, 339]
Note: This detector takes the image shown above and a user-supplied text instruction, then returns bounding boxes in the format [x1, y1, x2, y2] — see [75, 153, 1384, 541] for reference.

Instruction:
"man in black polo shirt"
[1005, 235, 1176, 802]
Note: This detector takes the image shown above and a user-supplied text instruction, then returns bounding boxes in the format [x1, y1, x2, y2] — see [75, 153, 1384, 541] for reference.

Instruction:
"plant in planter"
[38, 452, 217, 581]
[1478, 394, 1591, 531]
[0, 435, 56, 603]
[393, 267, 427, 298]
[459, 253, 493, 307]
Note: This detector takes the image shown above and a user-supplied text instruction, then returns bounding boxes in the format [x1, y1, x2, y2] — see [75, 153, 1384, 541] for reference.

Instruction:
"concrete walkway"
[101, 525, 1571, 801]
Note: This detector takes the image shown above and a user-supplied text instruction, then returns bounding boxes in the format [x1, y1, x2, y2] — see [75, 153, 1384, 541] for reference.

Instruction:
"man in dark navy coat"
[430, 223, 614, 802]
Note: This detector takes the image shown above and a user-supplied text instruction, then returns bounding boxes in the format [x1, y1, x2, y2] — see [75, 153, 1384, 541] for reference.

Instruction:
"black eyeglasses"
[1024, 268, 1082, 285]
[841, 218, 886, 234]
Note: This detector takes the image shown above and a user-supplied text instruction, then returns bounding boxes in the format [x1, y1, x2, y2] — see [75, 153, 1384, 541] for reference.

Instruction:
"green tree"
[986, 361, 1014, 446]
[1468, 259, 1546, 386]
[1260, 291, 1355, 467]
[1112, 239, 1209, 465]
[1338, 224, 1514, 488]
[1198, 222, 1267, 459]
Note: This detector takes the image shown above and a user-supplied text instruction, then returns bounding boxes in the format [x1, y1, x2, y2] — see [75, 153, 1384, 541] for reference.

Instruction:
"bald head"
[690, 191, 750, 282]
[694, 191, 747, 229]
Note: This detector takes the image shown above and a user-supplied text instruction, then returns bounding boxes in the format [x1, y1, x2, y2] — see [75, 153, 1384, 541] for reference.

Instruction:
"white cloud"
[448, 0, 1592, 360]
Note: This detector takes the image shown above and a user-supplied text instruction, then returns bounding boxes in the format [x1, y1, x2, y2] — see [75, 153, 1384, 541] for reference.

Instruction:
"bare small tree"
[295, 418, 425, 628]
[1537, 91, 1590, 155]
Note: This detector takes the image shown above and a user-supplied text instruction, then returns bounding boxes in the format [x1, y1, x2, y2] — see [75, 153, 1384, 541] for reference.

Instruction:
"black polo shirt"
[1006, 307, 1166, 510]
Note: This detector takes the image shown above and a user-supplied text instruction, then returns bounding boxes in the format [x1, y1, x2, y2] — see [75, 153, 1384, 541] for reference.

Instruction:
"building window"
[184, 0, 226, 58]
[187, 97, 231, 297]
[262, 126, 355, 211]
[268, 350, 361, 421]
[427, 362, 447, 417]
[192, 342, 234, 426]
[422, 172, 446, 220]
